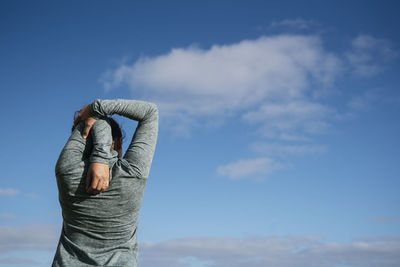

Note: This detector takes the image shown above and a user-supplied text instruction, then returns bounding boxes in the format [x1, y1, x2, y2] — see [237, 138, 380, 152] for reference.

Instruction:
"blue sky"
[1, 0, 400, 266]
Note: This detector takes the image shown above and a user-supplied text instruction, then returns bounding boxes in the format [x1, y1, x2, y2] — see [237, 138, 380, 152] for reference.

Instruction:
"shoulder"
[112, 158, 146, 179]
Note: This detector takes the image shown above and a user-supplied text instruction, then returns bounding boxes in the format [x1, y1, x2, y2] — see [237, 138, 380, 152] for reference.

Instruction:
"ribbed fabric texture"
[52, 99, 158, 266]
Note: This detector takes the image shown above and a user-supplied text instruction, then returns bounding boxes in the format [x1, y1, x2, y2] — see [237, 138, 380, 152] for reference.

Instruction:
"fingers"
[91, 178, 101, 195]
[86, 163, 110, 195]
[86, 176, 110, 195]
[97, 179, 109, 193]
[73, 104, 96, 138]
[82, 117, 97, 139]
[89, 178, 109, 195]
[82, 123, 91, 139]
[87, 178, 100, 195]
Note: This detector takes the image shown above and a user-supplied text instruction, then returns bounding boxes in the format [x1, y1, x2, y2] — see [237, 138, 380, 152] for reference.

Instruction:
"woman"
[52, 99, 158, 266]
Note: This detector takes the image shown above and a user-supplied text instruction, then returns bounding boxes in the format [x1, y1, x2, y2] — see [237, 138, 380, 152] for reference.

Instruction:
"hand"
[74, 104, 96, 139]
[86, 162, 110, 195]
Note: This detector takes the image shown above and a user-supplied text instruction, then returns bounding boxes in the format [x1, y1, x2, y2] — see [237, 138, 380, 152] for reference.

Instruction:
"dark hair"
[107, 117, 123, 141]
[107, 117, 124, 152]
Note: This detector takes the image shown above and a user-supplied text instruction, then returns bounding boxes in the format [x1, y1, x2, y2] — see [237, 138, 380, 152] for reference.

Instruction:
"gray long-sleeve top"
[52, 99, 158, 267]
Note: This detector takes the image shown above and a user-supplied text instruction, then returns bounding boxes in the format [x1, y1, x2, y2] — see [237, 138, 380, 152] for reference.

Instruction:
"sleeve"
[55, 119, 117, 175]
[55, 122, 87, 175]
[89, 119, 118, 166]
[89, 99, 159, 179]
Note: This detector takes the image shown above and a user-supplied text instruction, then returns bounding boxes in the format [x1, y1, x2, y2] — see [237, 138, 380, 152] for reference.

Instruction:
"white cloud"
[179, 256, 214, 267]
[216, 157, 283, 179]
[0, 224, 59, 252]
[0, 213, 15, 219]
[100, 34, 341, 122]
[100, 32, 396, 179]
[0, 257, 40, 265]
[0, 188, 19, 197]
[347, 34, 397, 76]
[2, 224, 399, 267]
[139, 235, 400, 267]
[100, 33, 396, 137]
[243, 100, 334, 138]
[250, 142, 327, 157]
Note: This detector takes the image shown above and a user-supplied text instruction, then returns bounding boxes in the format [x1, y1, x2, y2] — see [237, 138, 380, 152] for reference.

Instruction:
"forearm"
[89, 99, 159, 178]
[56, 120, 116, 175]
[89, 119, 118, 166]
[89, 99, 158, 123]
[87, 119, 117, 193]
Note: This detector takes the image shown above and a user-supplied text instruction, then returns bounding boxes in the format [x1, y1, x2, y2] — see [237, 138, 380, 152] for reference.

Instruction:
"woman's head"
[72, 113, 124, 157]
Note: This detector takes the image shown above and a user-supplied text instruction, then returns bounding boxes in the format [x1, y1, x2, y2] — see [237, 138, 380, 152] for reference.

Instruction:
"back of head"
[72, 114, 124, 154]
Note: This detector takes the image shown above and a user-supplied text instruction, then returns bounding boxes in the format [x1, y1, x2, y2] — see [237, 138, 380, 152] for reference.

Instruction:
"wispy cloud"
[243, 100, 334, 138]
[139, 235, 400, 267]
[27, 193, 40, 199]
[217, 157, 283, 179]
[0, 213, 15, 219]
[270, 18, 319, 30]
[370, 216, 400, 224]
[100, 31, 396, 179]
[347, 88, 380, 111]
[250, 142, 327, 157]
[346, 34, 398, 76]
[2, 225, 399, 267]
[0, 188, 19, 197]
[0, 257, 40, 265]
[0, 224, 59, 252]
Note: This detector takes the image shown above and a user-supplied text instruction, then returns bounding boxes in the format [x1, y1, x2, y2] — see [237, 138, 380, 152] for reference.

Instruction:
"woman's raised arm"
[89, 99, 159, 179]
[55, 119, 118, 194]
